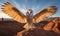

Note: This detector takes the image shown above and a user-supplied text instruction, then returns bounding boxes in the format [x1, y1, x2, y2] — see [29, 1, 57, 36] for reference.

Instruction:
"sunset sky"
[0, 0, 60, 18]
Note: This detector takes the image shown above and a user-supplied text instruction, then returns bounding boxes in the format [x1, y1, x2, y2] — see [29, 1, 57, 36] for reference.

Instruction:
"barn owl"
[1, 2, 57, 30]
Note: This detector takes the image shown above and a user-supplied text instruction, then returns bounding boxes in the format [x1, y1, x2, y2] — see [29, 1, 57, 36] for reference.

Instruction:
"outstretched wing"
[33, 6, 57, 23]
[1, 2, 27, 23]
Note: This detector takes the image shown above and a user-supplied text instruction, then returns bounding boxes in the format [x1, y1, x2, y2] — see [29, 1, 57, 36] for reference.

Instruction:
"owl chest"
[26, 14, 33, 23]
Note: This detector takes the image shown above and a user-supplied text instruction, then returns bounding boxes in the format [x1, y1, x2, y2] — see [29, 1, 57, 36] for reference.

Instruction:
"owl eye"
[30, 12, 32, 13]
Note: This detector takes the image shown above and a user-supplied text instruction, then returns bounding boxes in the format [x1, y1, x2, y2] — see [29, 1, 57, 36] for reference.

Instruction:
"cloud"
[0, 13, 11, 18]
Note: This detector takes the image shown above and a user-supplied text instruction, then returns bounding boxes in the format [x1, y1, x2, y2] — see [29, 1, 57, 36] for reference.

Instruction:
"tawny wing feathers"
[33, 6, 57, 23]
[1, 2, 57, 23]
[1, 2, 27, 23]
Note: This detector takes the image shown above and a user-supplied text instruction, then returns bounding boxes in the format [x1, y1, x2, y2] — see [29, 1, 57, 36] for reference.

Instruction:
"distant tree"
[2, 17, 4, 21]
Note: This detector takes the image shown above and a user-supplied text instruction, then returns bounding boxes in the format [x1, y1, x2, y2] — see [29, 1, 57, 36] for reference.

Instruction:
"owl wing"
[1, 2, 27, 23]
[33, 6, 57, 23]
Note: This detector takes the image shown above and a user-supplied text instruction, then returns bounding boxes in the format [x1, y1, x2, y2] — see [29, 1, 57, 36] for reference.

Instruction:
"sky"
[0, 0, 60, 18]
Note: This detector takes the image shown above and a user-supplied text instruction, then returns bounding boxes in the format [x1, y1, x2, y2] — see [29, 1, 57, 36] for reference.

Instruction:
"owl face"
[26, 9, 33, 14]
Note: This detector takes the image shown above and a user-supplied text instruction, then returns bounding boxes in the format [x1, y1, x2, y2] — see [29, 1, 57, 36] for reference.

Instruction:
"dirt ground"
[17, 28, 60, 36]
[0, 18, 60, 36]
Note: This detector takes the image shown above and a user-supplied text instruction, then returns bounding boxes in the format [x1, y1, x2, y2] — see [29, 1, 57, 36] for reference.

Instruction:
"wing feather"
[33, 6, 57, 23]
[1, 2, 27, 23]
